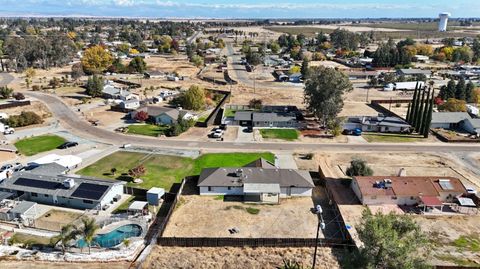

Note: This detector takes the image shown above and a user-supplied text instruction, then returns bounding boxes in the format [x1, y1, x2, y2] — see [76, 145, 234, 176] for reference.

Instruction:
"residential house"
[233, 111, 298, 128]
[102, 82, 139, 101]
[0, 172, 125, 210]
[343, 115, 412, 133]
[351, 176, 467, 206]
[131, 106, 196, 125]
[397, 68, 432, 77]
[119, 99, 140, 110]
[198, 158, 315, 203]
[431, 112, 480, 135]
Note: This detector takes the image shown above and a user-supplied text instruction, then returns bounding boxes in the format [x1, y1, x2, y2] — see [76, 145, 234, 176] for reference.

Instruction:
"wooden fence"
[157, 237, 353, 248]
[195, 90, 231, 127]
[156, 177, 187, 237]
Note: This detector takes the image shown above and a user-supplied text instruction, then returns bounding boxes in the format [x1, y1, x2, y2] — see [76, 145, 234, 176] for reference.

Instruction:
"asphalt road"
[25, 91, 480, 153]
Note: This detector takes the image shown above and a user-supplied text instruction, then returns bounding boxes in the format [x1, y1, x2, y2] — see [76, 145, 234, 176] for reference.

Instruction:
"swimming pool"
[77, 224, 142, 248]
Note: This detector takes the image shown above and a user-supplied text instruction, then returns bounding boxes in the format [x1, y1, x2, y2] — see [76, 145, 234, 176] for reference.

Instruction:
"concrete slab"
[274, 152, 298, 169]
[235, 127, 255, 143]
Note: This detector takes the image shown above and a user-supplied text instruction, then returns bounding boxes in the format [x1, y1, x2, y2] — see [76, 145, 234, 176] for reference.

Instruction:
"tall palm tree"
[79, 217, 99, 254]
[51, 224, 79, 255]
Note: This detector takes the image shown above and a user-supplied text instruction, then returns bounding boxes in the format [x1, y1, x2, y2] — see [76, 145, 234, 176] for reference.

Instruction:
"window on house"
[83, 200, 93, 204]
[208, 186, 212, 191]
[31, 193, 38, 197]
[44, 194, 49, 197]
[227, 187, 231, 190]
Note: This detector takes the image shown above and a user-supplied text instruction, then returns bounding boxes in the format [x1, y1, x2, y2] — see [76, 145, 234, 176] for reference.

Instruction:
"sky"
[0, 0, 478, 19]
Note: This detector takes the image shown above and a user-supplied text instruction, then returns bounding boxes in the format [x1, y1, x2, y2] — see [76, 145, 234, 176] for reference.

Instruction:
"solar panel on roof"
[71, 183, 109, 200]
[439, 179, 454, 190]
[14, 177, 61, 190]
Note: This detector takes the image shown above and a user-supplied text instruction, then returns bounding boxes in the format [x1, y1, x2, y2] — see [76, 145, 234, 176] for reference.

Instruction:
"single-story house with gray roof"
[232, 111, 298, 128]
[343, 115, 412, 133]
[197, 158, 314, 203]
[131, 106, 196, 125]
[431, 112, 480, 134]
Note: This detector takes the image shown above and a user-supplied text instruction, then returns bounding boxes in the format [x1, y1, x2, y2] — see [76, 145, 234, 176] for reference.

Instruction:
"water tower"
[438, 12, 451, 32]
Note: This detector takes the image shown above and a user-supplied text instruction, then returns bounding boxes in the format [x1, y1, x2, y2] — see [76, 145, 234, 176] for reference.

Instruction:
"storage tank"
[438, 12, 451, 32]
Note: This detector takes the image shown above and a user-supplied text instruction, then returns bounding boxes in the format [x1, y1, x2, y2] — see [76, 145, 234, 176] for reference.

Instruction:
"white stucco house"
[197, 158, 315, 203]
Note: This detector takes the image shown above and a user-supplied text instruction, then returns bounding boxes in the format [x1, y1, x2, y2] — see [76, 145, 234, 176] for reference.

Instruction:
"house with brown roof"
[351, 176, 466, 206]
[197, 158, 315, 204]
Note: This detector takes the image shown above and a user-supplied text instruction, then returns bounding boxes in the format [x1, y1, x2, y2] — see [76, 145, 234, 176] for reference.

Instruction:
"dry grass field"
[143, 246, 342, 269]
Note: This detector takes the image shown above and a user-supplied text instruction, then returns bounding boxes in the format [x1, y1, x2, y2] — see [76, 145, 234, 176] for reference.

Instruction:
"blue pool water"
[77, 224, 142, 248]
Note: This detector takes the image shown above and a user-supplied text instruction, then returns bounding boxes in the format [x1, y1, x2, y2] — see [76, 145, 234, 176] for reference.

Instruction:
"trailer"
[383, 81, 425, 91]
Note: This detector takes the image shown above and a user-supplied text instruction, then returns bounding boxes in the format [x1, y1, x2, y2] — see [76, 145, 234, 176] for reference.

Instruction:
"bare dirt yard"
[415, 215, 480, 267]
[0, 261, 129, 269]
[143, 246, 342, 269]
[144, 55, 198, 78]
[35, 209, 83, 231]
[229, 84, 305, 107]
[163, 195, 319, 238]
[2, 101, 51, 119]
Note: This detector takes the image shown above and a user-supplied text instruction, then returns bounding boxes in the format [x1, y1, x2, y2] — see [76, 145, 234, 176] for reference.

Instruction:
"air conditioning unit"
[63, 178, 75, 189]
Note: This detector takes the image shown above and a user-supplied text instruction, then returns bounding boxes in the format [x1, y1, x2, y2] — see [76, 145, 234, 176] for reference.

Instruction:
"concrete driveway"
[236, 126, 255, 142]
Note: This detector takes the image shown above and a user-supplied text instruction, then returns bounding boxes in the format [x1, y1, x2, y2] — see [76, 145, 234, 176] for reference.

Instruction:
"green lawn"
[14, 134, 66, 156]
[362, 133, 424, 143]
[9, 233, 53, 247]
[127, 124, 169, 137]
[223, 108, 237, 117]
[197, 115, 208, 123]
[78, 151, 274, 190]
[260, 129, 299, 141]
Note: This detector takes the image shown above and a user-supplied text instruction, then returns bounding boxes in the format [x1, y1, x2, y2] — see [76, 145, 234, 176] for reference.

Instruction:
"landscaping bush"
[6, 111, 43, 127]
[346, 158, 373, 177]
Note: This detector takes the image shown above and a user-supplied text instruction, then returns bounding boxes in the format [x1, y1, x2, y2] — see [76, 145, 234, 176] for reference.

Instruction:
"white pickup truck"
[0, 124, 14, 134]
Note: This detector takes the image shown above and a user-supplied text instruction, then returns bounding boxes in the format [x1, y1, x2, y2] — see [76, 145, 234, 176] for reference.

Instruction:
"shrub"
[6, 111, 43, 127]
[0, 86, 13, 99]
[134, 111, 149, 122]
[13, 92, 25, 100]
[346, 158, 373, 177]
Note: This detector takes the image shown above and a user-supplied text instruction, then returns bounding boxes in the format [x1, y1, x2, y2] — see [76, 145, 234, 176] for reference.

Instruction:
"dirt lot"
[2, 101, 51, 119]
[164, 195, 319, 238]
[144, 55, 198, 78]
[35, 209, 83, 231]
[415, 215, 480, 266]
[0, 151, 17, 163]
[229, 84, 305, 107]
[143, 246, 342, 269]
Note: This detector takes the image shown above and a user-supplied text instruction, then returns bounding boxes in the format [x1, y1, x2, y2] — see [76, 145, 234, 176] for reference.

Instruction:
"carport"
[419, 196, 444, 212]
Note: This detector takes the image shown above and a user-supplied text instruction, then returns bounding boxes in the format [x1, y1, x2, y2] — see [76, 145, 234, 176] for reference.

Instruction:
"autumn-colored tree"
[134, 110, 149, 122]
[439, 98, 467, 112]
[81, 45, 113, 74]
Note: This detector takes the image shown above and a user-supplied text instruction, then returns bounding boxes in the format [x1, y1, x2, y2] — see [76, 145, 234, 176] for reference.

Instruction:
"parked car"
[343, 128, 362, 136]
[58, 141, 79, 149]
[13, 163, 25, 172]
[466, 187, 477, 195]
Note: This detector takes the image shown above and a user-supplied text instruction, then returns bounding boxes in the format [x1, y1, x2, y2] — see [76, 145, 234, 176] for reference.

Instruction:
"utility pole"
[312, 205, 326, 269]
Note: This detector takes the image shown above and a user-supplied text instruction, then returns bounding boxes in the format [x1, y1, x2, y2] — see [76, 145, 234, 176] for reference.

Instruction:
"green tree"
[85, 75, 104, 97]
[455, 78, 466, 100]
[304, 66, 353, 127]
[346, 158, 373, 177]
[71, 62, 85, 80]
[183, 85, 206, 111]
[51, 224, 80, 255]
[367, 77, 379, 88]
[128, 56, 147, 73]
[249, 98, 262, 109]
[300, 58, 310, 79]
[190, 55, 204, 67]
[439, 98, 467, 112]
[446, 79, 457, 100]
[79, 217, 99, 254]
[466, 81, 475, 103]
[343, 209, 430, 269]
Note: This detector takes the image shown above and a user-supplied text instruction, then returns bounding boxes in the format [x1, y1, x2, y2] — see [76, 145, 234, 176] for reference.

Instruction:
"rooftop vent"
[235, 169, 243, 177]
[63, 178, 75, 189]
[383, 179, 392, 188]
